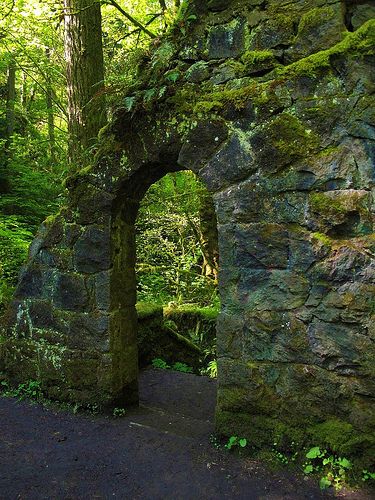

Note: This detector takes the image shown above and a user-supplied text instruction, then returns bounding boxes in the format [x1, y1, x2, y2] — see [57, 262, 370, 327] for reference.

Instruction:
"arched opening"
[135, 170, 218, 420]
[109, 163, 219, 417]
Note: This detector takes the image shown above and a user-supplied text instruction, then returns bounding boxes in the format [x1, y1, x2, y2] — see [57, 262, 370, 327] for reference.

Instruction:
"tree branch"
[103, 0, 156, 38]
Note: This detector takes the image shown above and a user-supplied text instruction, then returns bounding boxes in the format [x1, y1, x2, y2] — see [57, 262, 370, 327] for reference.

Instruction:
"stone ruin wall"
[1, 0, 375, 460]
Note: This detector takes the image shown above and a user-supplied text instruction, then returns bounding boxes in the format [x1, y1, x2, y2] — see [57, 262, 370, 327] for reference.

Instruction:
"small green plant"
[172, 362, 193, 373]
[303, 447, 352, 490]
[152, 358, 170, 369]
[8, 380, 43, 401]
[113, 407, 126, 418]
[209, 434, 221, 450]
[151, 358, 194, 373]
[225, 436, 247, 450]
[362, 469, 375, 482]
[271, 441, 298, 465]
[201, 360, 217, 378]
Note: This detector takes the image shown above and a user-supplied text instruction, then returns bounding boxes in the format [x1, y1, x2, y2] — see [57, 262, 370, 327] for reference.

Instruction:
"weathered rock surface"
[1, 0, 374, 464]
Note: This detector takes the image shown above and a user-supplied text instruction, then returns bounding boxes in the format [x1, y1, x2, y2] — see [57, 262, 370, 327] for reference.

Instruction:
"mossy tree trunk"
[0, 56, 16, 194]
[63, 0, 106, 168]
[45, 48, 57, 165]
[199, 192, 219, 282]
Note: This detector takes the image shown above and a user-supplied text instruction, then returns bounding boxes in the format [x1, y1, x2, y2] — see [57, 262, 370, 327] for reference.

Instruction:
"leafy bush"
[136, 171, 218, 306]
[0, 215, 33, 312]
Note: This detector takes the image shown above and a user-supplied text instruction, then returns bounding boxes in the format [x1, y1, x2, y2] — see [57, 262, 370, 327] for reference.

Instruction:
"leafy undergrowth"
[151, 357, 217, 378]
[211, 433, 375, 493]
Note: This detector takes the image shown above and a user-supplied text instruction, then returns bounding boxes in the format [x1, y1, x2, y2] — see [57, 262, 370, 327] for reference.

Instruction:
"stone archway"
[1, 0, 374, 460]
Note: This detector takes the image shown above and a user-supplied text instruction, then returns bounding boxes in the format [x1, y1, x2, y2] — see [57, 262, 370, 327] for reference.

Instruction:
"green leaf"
[338, 458, 351, 469]
[304, 465, 314, 474]
[165, 70, 180, 83]
[319, 477, 332, 490]
[306, 447, 321, 459]
[239, 438, 247, 448]
[124, 96, 136, 112]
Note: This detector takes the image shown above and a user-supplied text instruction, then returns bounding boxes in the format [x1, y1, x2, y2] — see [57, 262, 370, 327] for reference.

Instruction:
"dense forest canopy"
[0, 0, 218, 311]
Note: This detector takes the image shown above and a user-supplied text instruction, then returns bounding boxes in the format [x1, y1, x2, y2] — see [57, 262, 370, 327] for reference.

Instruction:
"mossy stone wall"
[1, 0, 374, 461]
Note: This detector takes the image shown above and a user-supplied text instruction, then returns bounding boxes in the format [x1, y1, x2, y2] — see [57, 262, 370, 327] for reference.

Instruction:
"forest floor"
[0, 368, 373, 500]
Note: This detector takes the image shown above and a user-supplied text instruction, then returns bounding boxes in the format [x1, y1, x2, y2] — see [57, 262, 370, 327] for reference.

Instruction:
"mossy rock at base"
[216, 409, 375, 469]
[136, 302, 203, 370]
[163, 304, 218, 347]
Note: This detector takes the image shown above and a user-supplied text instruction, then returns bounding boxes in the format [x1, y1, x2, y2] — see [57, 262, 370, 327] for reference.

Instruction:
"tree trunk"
[21, 71, 27, 109]
[199, 192, 219, 282]
[6, 57, 16, 146]
[63, 0, 106, 168]
[0, 57, 16, 194]
[45, 49, 57, 164]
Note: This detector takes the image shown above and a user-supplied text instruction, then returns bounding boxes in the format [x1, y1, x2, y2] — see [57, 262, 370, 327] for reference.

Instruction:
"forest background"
[0, 0, 219, 320]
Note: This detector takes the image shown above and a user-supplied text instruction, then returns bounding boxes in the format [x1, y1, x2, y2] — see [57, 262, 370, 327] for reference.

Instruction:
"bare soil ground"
[0, 368, 372, 499]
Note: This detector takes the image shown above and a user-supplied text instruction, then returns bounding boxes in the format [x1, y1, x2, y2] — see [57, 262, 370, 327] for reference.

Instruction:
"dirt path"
[0, 369, 371, 499]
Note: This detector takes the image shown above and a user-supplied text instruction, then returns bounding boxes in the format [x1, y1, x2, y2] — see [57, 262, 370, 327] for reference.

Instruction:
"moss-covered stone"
[2, 0, 375, 466]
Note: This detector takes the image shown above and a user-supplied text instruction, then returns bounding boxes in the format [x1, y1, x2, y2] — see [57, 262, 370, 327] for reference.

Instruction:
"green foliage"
[151, 358, 194, 373]
[0, 135, 65, 227]
[1, 379, 42, 401]
[0, 215, 33, 312]
[303, 447, 352, 490]
[362, 470, 375, 482]
[152, 357, 170, 369]
[136, 171, 218, 306]
[113, 407, 126, 417]
[225, 436, 247, 450]
[171, 361, 193, 373]
[201, 359, 217, 378]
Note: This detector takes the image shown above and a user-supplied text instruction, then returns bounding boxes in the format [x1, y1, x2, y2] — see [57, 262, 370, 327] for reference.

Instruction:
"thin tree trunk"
[6, 57, 16, 146]
[45, 48, 57, 164]
[0, 57, 16, 194]
[63, 0, 106, 168]
[21, 70, 27, 109]
[199, 192, 219, 282]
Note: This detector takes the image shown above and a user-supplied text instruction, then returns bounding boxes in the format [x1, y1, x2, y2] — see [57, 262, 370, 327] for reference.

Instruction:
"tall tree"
[63, 0, 106, 167]
[5, 56, 16, 147]
[45, 48, 56, 164]
[0, 56, 16, 194]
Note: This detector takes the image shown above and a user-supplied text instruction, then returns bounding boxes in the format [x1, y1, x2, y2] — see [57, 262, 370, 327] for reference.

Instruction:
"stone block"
[307, 320, 373, 372]
[239, 269, 309, 311]
[185, 61, 210, 83]
[216, 312, 245, 358]
[53, 272, 89, 312]
[199, 133, 256, 191]
[74, 185, 113, 225]
[207, 19, 246, 59]
[249, 15, 294, 50]
[74, 225, 111, 273]
[16, 266, 43, 299]
[178, 120, 228, 172]
[308, 189, 373, 236]
[288, 5, 345, 61]
[234, 223, 289, 269]
[351, 4, 375, 30]
[95, 271, 111, 310]
[242, 311, 312, 364]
